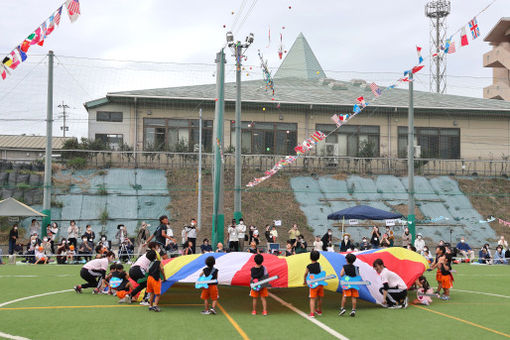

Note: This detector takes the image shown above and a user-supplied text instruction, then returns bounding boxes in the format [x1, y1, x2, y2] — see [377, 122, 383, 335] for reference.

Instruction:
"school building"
[84, 32, 510, 170]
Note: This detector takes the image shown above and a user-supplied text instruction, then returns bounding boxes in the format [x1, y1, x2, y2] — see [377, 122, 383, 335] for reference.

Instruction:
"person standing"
[67, 220, 79, 249]
[236, 218, 247, 251]
[401, 227, 411, 247]
[270, 225, 278, 244]
[414, 233, 425, 253]
[288, 224, 301, 246]
[228, 220, 239, 252]
[136, 222, 150, 255]
[47, 222, 59, 254]
[321, 229, 333, 251]
[370, 226, 381, 249]
[184, 219, 198, 254]
[29, 219, 40, 237]
[8, 224, 19, 255]
[84, 225, 96, 246]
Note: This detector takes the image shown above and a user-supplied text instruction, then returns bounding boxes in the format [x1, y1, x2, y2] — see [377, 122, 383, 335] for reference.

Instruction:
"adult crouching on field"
[74, 251, 115, 294]
[129, 242, 161, 304]
[373, 258, 408, 309]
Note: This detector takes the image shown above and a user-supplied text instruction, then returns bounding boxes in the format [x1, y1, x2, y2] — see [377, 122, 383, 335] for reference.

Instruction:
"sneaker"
[315, 309, 322, 316]
[262, 311, 268, 316]
[74, 285, 82, 294]
[403, 297, 408, 308]
[388, 305, 401, 309]
[153, 306, 161, 312]
[140, 300, 150, 306]
[209, 308, 216, 315]
[92, 289, 99, 295]
[309, 313, 315, 318]
[440, 295, 450, 301]
[350, 310, 356, 317]
[201, 310, 211, 315]
[338, 308, 346, 316]
[251, 310, 256, 315]
[148, 306, 155, 311]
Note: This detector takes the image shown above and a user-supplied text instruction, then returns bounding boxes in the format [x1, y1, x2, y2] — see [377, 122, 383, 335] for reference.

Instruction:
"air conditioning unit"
[325, 143, 338, 157]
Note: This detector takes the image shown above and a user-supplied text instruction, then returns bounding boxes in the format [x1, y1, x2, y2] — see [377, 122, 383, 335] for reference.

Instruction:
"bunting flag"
[46, 15, 56, 36]
[1, 66, 7, 80]
[30, 28, 41, 46]
[356, 96, 367, 108]
[444, 38, 451, 54]
[8, 51, 20, 70]
[498, 218, 510, 227]
[37, 22, 47, 46]
[353, 104, 361, 113]
[469, 17, 480, 39]
[131, 249, 428, 304]
[331, 114, 342, 127]
[66, 0, 81, 22]
[278, 33, 283, 59]
[370, 82, 381, 97]
[54, 6, 63, 26]
[411, 65, 424, 74]
[258, 50, 275, 95]
[447, 40, 456, 54]
[16, 46, 27, 62]
[2, 57, 12, 68]
[416, 46, 423, 64]
[460, 27, 469, 47]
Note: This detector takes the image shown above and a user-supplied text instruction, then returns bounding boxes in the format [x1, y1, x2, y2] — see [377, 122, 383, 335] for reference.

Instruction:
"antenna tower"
[425, 0, 451, 93]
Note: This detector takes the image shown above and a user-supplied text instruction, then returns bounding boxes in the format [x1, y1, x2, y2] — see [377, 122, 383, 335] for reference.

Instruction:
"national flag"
[30, 28, 41, 46]
[356, 96, 367, 108]
[370, 82, 382, 97]
[400, 77, 409, 82]
[444, 38, 451, 54]
[2, 56, 12, 68]
[16, 46, 27, 62]
[460, 27, 469, 46]
[416, 46, 423, 64]
[331, 114, 342, 127]
[404, 70, 410, 76]
[353, 104, 361, 113]
[46, 15, 55, 36]
[412, 65, 424, 74]
[37, 22, 47, 46]
[1, 66, 6, 80]
[469, 17, 480, 39]
[447, 41, 456, 54]
[54, 6, 63, 26]
[9, 51, 20, 70]
[311, 131, 326, 142]
[20, 39, 31, 53]
[66, 0, 81, 22]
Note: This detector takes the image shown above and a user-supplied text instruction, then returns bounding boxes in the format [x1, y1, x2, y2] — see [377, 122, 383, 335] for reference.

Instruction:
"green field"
[1, 263, 510, 340]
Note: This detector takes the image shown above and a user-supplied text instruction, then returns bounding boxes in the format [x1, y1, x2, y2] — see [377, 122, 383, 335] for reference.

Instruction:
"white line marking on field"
[0, 275, 38, 278]
[452, 289, 510, 300]
[0, 289, 73, 308]
[269, 292, 349, 340]
[0, 331, 31, 340]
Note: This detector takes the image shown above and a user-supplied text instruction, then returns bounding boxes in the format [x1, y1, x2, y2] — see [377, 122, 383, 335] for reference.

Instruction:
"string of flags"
[1, 0, 81, 80]
[497, 217, 510, 227]
[258, 50, 275, 96]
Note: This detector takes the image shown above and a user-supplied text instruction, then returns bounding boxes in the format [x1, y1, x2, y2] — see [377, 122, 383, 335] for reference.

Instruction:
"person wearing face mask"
[288, 224, 301, 247]
[29, 219, 40, 237]
[421, 246, 433, 263]
[385, 226, 395, 247]
[401, 227, 411, 247]
[83, 225, 95, 245]
[295, 235, 308, 254]
[414, 233, 426, 253]
[359, 237, 371, 251]
[455, 237, 475, 262]
[42, 235, 52, 256]
[136, 222, 150, 255]
[9, 224, 19, 255]
[340, 233, 353, 252]
[321, 229, 333, 251]
[78, 235, 93, 262]
[67, 220, 79, 249]
[228, 220, 240, 252]
[236, 218, 247, 251]
[184, 218, 198, 254]
[99, 235, 110, 250]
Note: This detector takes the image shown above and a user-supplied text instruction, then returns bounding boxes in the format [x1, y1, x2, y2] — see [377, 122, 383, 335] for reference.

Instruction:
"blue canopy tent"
[327, 205, 403, 234]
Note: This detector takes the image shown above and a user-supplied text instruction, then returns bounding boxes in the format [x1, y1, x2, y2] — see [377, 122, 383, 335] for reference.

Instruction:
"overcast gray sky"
[0, 0, 505, 138]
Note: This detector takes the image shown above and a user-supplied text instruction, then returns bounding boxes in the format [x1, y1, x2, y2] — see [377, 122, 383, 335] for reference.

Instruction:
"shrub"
[67, 157, 87, 169]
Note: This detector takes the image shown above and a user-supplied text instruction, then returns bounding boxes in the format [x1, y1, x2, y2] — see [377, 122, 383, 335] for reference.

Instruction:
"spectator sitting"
[340, 234, 353, 252]
[270, 225, 278, 244]
[78, 236, 93, 262]
[288, 224, 301, 247]
[56, 239, 68, 264]
[285, 241, 294, 256]
[478, 245, 492, 264]
[98, 235, 111, 251]
[294, 235, 307, 254]
[41, 236, 52, 258]
[67, 245, 75, 263]
[401, 227, 411, 247]
[414, 233, 425, 253]
[248, 241, 259, 254]
[456, 237, 475, 262]
[326, 242, 335, 252]
[201, 239, 213, 253]
[380, 233, 391, 248]
[359, 237, 371, 251]
[497, 236, 508, 250]
[34, 246, 48, 264]
[215, 243, 225, 253]
[313, 236, 323, 252]
[493, 245, 507, 264]
[251, 230, 260, 246]
[183, 240, 194, 255]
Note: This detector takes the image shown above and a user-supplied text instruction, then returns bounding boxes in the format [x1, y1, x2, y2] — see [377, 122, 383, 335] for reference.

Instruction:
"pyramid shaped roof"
[274, 32, 326, 80]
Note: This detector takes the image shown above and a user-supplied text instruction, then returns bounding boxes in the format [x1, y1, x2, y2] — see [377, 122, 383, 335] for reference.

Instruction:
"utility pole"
[226, 31, 254, 223]
[408, 72, 416, 243]
[58, 101, 70, 137]
[42, 50, 54, 236]
[197, 108, 203, 230]
[212, 49, 226, 249]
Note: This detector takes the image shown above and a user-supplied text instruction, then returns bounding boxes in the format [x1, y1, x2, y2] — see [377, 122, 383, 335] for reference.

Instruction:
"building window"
[95, 134, 124, 150]
[315, 124, 380, 157]
[398, 127, 460, 159]
[96, 111, 123, 122]
[143, 118, 213, 152]
[230, 121, 297, 154]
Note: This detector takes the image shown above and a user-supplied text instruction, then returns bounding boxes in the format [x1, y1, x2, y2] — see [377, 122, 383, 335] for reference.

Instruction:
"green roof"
[274, 32, 326, 80]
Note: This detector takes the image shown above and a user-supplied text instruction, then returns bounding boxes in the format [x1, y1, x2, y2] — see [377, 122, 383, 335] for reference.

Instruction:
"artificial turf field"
[1, 263, 510, 340]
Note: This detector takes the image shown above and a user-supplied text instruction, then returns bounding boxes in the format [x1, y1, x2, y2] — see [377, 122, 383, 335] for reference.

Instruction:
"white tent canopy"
[0, 197, 46, 217]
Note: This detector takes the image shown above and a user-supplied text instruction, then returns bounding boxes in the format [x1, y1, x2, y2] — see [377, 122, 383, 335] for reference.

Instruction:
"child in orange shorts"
[200, 256, 219, 315]
[146, 249, 165, 312]
[303, 250, 324, 317]
[431, 245, 453, 300]
[250, 254, 268, 315]
[339, 253, 358, 317]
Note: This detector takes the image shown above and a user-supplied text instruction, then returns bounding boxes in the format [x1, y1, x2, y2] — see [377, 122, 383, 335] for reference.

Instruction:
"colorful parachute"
[158, 248, 428, 304]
